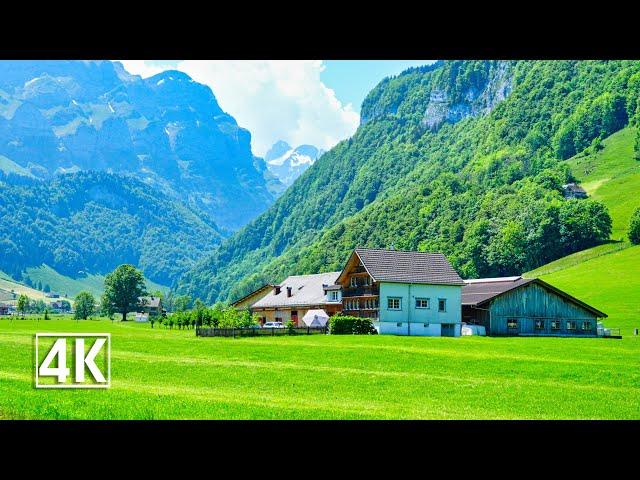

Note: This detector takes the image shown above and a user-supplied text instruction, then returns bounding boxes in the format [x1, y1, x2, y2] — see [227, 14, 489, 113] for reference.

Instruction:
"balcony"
[342, 286, 379, 297]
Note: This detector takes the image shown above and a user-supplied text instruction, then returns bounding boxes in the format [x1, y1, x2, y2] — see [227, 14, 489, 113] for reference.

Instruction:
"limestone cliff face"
[361, 61, 513, 131]
[421, 61, 512, 131]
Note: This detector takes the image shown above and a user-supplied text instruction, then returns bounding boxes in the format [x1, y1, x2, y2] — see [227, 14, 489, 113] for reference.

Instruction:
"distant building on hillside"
[0, 304, 9, 315]
[462, 276, 607, 336]
[45, 292, 60, 298]
[562, 182, 588, 199]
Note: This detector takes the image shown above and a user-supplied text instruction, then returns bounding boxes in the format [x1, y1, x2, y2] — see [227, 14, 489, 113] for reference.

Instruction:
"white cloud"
[119, 60, 360, 156]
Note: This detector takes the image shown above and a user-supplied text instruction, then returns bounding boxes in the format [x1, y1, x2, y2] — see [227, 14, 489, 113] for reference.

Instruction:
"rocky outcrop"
[422, 62, 512, 131]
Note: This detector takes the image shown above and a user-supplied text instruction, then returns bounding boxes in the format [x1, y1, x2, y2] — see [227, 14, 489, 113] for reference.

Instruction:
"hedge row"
[329, 315, 377, 335]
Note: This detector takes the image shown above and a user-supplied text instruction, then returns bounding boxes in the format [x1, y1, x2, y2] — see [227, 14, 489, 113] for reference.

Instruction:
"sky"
[120, 60, 435, 156]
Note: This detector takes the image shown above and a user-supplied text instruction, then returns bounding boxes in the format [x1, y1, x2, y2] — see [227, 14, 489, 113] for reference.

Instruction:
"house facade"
[336, 248, 465, 337]
[250, 271, 342, 326]
[462, 276, 607, 336]
[138, 296, 164, 317]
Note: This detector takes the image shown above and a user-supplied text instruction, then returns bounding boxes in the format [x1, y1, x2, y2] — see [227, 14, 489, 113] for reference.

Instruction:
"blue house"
[335, 248, 465, 336]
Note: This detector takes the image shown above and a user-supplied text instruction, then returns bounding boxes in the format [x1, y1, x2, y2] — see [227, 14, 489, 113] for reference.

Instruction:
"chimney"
[274, 285, 281, 295]
[286, 286, 292, 297]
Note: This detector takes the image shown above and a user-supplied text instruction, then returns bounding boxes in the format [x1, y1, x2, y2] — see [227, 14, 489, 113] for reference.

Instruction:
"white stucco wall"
[378, 282, 462, 336]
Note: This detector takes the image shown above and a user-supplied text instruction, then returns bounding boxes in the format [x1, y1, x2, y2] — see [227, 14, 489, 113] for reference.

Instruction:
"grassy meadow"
[1, 317, 639, 420]
[566, 126, 640, 240]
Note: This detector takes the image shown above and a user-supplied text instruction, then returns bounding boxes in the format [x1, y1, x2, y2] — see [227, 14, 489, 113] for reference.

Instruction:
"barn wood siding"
[489, 282, 599, 336]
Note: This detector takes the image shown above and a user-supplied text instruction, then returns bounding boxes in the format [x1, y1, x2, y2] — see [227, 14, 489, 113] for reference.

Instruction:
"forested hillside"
[0, 171, 223, 286]
[177, 60, 640, 303]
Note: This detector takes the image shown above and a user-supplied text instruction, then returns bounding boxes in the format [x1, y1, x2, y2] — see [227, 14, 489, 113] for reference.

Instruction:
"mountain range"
[0, 60, 284, 288]
[0, 60, 279, 231]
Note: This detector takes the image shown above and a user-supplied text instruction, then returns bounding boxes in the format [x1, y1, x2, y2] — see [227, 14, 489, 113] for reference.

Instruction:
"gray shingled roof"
[252, 271, 342, 308]
[462, 277, 607, 317]
[462, 277, 533, 305]
[354, 248, 464, 285]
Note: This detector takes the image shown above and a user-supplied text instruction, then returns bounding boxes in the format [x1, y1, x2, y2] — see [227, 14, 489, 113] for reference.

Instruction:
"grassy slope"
[566, 127, 640, 240]
[1, 318, 639, 420]
[0, 270, 68, 303]
[23, 264, 169, 298]
[527, 128, 640, 334]
[532, 245, 640, 335]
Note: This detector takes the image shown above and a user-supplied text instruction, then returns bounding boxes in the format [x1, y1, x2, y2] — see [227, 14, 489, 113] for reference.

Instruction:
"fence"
[597, 327, 622, 338]
[196, 326, 328, 338]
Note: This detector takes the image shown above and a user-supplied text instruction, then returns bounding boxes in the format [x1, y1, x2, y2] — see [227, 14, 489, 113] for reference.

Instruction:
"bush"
[329, 315, 377, 335]
[629, 207, 640, 244]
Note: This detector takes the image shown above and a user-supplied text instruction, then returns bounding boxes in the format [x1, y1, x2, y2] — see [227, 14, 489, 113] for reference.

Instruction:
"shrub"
[329, 315, 377, 335]
[286, 320, 296, 335]
[629, 207, 640, 244]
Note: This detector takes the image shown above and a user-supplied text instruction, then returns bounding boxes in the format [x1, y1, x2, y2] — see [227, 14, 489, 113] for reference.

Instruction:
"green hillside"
[178, 60, 640, 303]
[528, 245, 640, 335]
[0, 270, 72, 303]
[22, 264, 168, 299]
[525, 126, 640, 334]
[566, 127, 640, 240]
[0, 171, 223, 286]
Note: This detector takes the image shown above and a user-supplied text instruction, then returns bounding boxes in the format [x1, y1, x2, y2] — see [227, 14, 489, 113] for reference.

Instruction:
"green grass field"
[566, 126, 640, 240]
[1, 318, 639, 419]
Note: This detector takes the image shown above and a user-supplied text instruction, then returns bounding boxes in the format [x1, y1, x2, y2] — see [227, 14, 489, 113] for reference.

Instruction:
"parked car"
[263, 321, 284, 328]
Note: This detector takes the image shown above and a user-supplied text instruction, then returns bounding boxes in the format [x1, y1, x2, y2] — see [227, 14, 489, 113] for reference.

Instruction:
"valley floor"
[1, 319, 639, 419]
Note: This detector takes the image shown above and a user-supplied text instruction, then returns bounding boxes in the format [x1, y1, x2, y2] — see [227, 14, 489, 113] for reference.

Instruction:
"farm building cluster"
[232, 247, 610, 337]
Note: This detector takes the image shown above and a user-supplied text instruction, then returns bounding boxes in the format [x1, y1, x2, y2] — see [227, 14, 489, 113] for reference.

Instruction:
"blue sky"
[321, 60, 435, 112]
[121, 60, 436, 155]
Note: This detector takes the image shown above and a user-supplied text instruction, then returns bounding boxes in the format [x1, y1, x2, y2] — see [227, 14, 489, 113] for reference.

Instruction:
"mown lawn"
[1, 319, 639, 419]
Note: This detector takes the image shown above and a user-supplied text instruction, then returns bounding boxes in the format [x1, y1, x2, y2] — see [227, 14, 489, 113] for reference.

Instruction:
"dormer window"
[350, 277, 357, 287]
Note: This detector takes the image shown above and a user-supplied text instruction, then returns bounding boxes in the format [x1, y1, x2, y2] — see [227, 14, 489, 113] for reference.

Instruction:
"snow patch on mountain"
[264, 141, 324, 187]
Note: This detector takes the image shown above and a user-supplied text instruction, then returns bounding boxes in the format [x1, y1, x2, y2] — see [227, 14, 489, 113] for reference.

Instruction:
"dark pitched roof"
[462, 276, 607, 317]
[462, 277, 534, 305]
[351, 248, 464, 285]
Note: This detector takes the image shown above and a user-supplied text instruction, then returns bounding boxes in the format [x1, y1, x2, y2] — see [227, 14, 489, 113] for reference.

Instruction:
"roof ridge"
[355, 247, 445, 255]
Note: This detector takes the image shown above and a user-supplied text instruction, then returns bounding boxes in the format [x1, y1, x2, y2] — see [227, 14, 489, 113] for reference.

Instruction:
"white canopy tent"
[301, 309, 330, 327]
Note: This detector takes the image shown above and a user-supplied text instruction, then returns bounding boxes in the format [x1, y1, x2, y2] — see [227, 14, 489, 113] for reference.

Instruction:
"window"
[350, 277, 357, 287]
[415, 298, 430, 309]
[438, 298, 446, 312]
[551, 320, 561, 330]
[387, 297, 401, 310]
[567, 320, 576, 330]
[581, 321, 591, 331]
[396, 322, 403, 327]
[507, 318, 518, 329]
[329, 291, 339, 301]
[535, 319, 545, 330]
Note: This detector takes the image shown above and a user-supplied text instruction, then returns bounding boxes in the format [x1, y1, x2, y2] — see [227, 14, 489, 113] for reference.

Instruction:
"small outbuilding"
[462, 276, 607, 336]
